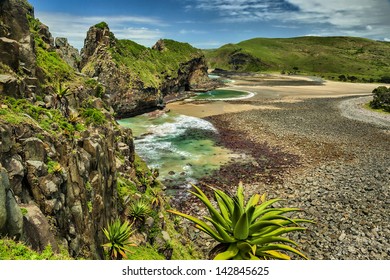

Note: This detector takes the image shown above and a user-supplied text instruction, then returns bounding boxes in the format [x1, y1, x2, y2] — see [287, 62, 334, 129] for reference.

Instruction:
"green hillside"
[110, 37, 203, 88]
[205, 36, 390, 82]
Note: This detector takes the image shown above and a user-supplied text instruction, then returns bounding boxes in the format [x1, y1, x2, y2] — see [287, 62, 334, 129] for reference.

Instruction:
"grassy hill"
[204, 36, 390, 82]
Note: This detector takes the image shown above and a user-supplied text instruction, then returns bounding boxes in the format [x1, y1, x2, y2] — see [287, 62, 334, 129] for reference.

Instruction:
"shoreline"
[167, 76, 385, 119]
[170, 75, 390, 260]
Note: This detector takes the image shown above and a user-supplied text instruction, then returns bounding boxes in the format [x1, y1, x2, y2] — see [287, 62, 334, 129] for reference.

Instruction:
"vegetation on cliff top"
[109, 37, 203, 88]
[205, 36, 390, 82]
[27, 15, 75, 84]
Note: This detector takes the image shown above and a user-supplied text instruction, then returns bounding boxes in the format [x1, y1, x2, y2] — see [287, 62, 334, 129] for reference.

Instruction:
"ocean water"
[192, 89, 253, 100]
[117, 112, 233, 188]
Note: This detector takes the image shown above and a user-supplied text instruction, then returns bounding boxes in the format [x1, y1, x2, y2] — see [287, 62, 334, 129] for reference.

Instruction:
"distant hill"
[204, 36, 390, 82]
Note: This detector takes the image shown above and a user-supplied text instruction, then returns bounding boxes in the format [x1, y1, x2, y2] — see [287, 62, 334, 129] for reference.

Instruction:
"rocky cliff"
[80, 24, 212, 117]
[0, 0, 135, 258]
[0, 0, 199, 260]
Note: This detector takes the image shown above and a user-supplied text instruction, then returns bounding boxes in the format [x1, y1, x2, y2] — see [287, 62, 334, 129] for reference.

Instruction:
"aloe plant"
[102, 219, 136, 260]
[168, 183, 313, 260]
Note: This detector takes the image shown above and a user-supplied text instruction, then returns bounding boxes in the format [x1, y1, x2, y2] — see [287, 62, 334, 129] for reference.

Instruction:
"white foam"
[194, 90, 255, 101]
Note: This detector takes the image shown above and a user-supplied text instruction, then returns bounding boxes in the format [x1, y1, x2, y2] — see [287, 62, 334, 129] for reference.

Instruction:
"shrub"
[102, 219, 136, 260]
[80, 108, 106, 125]
[168, 183, 313, 260]
[94, 22, 109, 29]
[370, 86, 390, 112]
[127, 200, 152, 222]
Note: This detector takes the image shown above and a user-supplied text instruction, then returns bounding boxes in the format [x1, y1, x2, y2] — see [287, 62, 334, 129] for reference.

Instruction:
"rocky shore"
[177, 85, 390, 259]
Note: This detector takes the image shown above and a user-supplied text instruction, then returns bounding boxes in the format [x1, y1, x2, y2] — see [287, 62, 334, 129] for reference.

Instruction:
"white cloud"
[34, 11, 167, 50]
[179, 29, 207, 35]
[112, 27, 164, 46]
[192, 40, 223, 48]
[189, 0, 390, 39]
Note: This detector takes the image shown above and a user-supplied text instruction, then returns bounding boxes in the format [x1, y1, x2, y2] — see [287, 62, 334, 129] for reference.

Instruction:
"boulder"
[0, 167, 8, 230]
[3, 154, 25, 195]
[5, 189, 23, 238]
[22, 204, 59, 252]
[0, 123, 13, 153]
[0, 37, 20, 71]
[23, 137, 47, 162]
[0, 74, 21, 98]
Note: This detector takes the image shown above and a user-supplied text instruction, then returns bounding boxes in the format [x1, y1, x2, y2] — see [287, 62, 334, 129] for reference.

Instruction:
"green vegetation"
[47, 157, 62, 174]
[0, 239, 71, 260]
[109, 38, 202, 88]
[102, 219, 136, 260]
[370, 86, 390, 112]
[127, 199, 152, 222]
[126, 244, 166, 260]
[1, 97, 85, 136]
[168, 183, 313, 260]
[27, 15, 74, 84]
[80, 108, 106, 125]
[205, 36, 390, 82]
[94, 22, 109, 29]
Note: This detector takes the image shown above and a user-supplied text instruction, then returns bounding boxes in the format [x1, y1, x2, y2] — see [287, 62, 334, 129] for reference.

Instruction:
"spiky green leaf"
[234, 212, 249, 240]
[214, 243, 239, 260]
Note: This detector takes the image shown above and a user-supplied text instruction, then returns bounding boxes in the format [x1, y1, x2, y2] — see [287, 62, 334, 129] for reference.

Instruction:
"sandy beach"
[167, 75, 383, 118]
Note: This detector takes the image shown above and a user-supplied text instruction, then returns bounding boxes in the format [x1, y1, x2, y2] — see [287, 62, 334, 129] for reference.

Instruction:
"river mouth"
[117, 111, 237, 190]
[192, 89, 254, 100]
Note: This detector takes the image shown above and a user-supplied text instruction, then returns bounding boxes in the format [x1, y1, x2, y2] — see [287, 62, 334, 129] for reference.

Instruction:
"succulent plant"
[102, 219, 136, 260]
[168, 183, 313, 260]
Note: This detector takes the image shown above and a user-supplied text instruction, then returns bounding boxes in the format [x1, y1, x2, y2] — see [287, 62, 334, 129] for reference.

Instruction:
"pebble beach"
[168, 75, 390, 259]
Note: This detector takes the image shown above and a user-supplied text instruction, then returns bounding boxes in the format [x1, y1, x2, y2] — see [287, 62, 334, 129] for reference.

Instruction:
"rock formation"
[80, 24, 211, 117]
[0, 0, 135, 258]
[55, 37, 81, 71]
[0, 0, 201, 260]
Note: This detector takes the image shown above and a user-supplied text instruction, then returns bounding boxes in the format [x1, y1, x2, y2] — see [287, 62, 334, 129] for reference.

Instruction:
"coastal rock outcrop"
[81, 24, 211, 117]
[55, 37, 81, 71]
[0, 1, 136, 258]
[1, 0, 199, 260]
[0, 0, 36, 75]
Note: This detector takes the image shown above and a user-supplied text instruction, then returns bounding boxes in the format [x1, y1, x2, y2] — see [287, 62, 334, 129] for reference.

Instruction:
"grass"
[80, 107, 107, 125]
[126, 244, 165, 260]
[205, 36, 390, 82]
[1, 97, 85, 136]
[27, 15, 75, 84]
[0, 239, 72, 260]
[109, 38, 203, 88]
[363, 102, 390, 114]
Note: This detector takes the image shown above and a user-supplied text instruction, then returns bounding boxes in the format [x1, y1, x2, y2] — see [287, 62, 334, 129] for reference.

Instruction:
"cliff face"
[0, 1, 203, 260]
[81, 24, 211, 117]
[0, 0, 37, 98]
[0, 0, 135, 259]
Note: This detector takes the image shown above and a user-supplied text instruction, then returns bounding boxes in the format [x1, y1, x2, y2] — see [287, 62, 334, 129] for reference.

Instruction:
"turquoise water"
[208, 74, 221, 79]
[117, 112, 233, 188]
[192, 89, 252, 100]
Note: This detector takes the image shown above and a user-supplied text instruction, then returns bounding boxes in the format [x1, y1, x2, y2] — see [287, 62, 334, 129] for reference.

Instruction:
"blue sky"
[29, 0, 390, 50]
